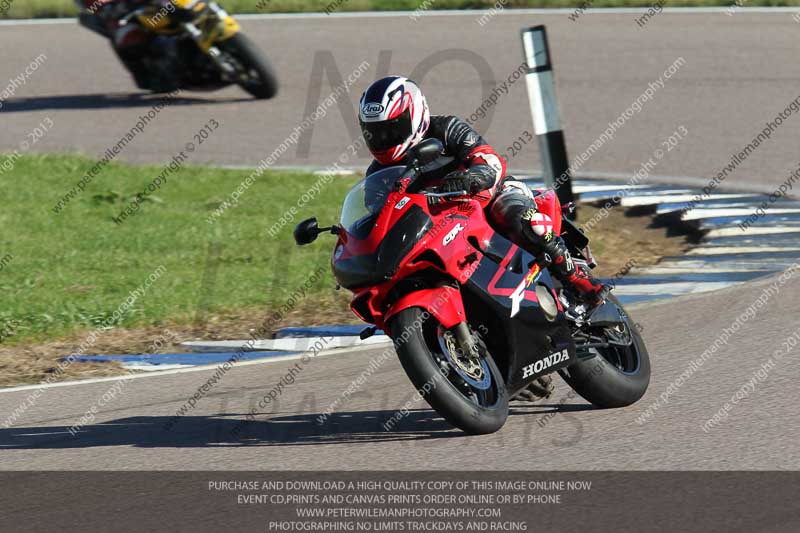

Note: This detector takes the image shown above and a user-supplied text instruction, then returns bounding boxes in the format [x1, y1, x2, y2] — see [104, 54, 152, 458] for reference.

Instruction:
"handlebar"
[118, 7, 144, 25]
[423, 190, 468, 199]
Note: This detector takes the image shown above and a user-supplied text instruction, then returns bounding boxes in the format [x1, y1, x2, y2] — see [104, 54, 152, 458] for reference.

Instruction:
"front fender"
[385, 286, 466, 330]
[200, 15, 241, 49]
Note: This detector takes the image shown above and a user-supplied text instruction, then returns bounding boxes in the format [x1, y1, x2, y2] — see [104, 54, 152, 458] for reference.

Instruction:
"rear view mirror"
[294, 217, 320, 245]
[407, 138, 444, 167]
[293, 217, 339, 245]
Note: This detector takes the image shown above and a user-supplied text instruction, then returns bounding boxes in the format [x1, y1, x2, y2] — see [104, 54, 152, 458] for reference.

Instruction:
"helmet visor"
[360, 108, 413, 153]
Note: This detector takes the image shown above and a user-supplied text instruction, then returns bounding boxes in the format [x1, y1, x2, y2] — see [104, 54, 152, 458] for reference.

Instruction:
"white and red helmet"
[359, 76, 430, 165]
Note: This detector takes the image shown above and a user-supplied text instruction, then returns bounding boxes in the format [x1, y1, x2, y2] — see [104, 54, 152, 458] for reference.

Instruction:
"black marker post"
[520, 25, 575, 216]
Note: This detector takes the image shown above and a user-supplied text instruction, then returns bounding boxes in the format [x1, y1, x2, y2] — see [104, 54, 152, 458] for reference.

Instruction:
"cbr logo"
[363, 103, 384, 117]
[522, 349, 569, 379]
[442, 223, 465, 246]
[394, 197, 410, 210]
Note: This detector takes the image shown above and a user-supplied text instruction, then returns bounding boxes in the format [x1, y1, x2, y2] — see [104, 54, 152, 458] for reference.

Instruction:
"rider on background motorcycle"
[358, 76, 610, 311]
[79, 0, 208, 92]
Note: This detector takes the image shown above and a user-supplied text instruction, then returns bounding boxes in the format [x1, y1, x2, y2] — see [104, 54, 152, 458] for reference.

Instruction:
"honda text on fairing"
[76, 0, 278, 99]
[295, 139, 650, 434]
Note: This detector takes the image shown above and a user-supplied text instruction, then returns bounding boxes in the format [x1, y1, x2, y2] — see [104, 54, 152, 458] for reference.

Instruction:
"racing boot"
[541, 235, 609, 308]
[512, 374, 555, 402]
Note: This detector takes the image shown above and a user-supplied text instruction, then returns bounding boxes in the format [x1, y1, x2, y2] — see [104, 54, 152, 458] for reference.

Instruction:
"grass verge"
[1, 154, 351, 345]
[0, 153, 687, 385]
[3, 0, 800, 20]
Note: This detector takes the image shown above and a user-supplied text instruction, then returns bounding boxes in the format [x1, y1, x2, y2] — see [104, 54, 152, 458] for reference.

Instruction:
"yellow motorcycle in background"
[77, 0, 278, 99]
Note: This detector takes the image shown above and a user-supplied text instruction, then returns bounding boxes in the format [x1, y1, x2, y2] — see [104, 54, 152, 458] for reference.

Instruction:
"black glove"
[442, 171, 475, 194]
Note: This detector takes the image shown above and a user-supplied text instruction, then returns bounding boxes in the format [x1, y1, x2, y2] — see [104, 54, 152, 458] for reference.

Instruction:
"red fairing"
[334, 190, 493, 331]
[385, 286, 466, 331]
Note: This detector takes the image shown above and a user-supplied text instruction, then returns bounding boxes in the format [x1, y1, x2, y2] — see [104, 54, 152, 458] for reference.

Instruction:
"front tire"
[559, 294, 650, 408]
[220, 33, 278, 99]
[390, 308, 509, 435]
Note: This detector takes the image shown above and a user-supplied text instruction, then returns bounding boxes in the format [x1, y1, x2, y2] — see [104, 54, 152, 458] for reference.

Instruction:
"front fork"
[181, 21, 236, 79]
[451, 322, 480, 361]
[180, 3, 240, 79]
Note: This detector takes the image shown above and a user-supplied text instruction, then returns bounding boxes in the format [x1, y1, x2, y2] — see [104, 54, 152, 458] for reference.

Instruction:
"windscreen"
[339, 166, 406, 236]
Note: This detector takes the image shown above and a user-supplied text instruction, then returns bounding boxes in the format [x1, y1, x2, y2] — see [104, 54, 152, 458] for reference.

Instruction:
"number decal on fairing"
[509, 265, 541, 317]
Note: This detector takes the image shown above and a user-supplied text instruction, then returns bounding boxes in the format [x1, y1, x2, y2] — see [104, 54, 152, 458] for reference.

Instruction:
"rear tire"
[559, 294, 650, 408]
[390, 308, 509, 435]
[220, 33, 278, 99]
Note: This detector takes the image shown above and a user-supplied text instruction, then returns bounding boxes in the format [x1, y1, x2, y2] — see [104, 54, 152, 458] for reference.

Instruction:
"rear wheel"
[559, 294, 650, 408]
[219, 33, 278, 99]
[390, 307, 508, 435]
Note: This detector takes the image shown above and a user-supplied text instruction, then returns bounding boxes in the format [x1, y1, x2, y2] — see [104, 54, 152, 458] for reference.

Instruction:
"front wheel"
[559, 294, 650, 408]
[389, 307, 508, 435]
[219, 33, 278, 99]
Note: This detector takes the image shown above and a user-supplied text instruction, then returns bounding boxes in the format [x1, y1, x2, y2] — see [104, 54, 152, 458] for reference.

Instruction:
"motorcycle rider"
[79, 0, 208, 92]
[359, 76, 610, 310]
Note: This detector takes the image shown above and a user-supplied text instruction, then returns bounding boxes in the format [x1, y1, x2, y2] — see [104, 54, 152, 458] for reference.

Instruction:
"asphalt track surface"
[2, 11, 800, 193]
[1, 11, 799, 471]
[1, 271, 799, 470]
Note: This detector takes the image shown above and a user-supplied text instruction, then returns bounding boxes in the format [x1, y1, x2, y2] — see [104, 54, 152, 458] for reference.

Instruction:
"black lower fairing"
[461, 234, 576, 394]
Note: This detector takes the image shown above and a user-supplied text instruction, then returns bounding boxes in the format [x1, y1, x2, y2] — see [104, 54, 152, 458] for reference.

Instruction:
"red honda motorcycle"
[295, 139, 650, 434]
